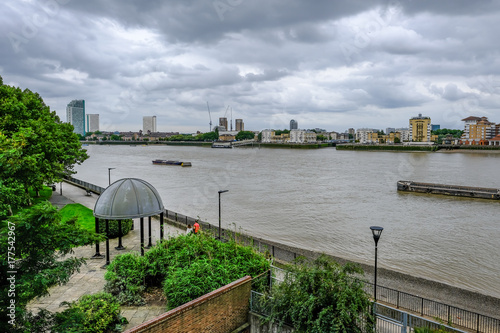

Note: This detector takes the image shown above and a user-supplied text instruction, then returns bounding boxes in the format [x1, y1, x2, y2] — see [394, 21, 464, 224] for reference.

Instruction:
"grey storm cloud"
[1, 0, 500, 132]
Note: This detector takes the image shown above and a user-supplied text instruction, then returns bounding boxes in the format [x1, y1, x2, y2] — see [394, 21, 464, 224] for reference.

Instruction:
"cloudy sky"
[2, 0, 500, 133]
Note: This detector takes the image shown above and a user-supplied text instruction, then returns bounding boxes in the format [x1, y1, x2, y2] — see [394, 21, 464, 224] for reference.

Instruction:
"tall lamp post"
[370, 226, 383, 303]
[218, 190, 229, 240]
[108, 168, 115, 186]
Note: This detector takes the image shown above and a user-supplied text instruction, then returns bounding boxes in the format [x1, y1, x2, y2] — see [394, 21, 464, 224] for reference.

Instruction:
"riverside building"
[66, 99, 85, 136]
[143, 116, 157, 134]
[460, 116, 498, 145]
[86, 114, 99, 132]
[409, 114, 431, 142]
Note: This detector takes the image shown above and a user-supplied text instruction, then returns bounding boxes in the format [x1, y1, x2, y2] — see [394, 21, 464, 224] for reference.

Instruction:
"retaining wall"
[123, 276, 252, 333]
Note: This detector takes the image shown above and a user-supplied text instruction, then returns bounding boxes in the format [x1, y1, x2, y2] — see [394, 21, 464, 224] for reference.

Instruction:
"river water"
[73, 145, 500, 298]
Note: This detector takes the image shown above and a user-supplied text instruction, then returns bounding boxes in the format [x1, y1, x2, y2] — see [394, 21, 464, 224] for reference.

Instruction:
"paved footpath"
[27, 182, 184, 330]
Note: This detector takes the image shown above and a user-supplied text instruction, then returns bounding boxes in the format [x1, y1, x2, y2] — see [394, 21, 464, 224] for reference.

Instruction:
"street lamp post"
[108, 168, 115, 186]
[218, 190, 229, 240]
[370, 226, 383, 303]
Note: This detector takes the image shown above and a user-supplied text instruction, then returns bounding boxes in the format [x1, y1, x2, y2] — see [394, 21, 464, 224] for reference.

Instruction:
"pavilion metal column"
[92, 217, 104, 259]
[115, 220, 125, 250]
[140, 217, 145, 256]
[104, 219, 110, 267]
[146, 216, 152, 248]
[160, 212, 164, 240]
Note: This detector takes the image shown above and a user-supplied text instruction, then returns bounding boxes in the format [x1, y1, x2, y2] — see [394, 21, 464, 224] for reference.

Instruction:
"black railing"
[64, 176, 106, 194]
[365, 281, 500, 333]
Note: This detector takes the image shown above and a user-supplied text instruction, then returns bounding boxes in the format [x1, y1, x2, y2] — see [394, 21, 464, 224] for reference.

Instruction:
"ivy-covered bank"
[336, 144, 436, 151]
[337, 144, 500, 151]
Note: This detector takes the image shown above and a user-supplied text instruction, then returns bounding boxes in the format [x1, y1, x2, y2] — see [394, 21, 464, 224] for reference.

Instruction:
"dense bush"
[104, 232, 270, 309]
[52, 292, 127, 333]
[98, 219, 133, 239]
[20, 293, 127, 333]
[104, 253, 148, 305]
[262, 255, 373, 333]
[336, 144, 434, 151]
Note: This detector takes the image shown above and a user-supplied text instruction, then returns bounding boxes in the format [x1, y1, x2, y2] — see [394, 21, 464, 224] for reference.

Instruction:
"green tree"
[0, 202, 103, 332]
[274, 129, 290, 136]
[110, 134, 121, 141]
[0, 76, 88, 212]
[200, 131, 218, 141]
[235, 131, 255, 140]
[394, 137, 401, 144]
[263, 255, 373, 333]
[316, 134, 327, 141]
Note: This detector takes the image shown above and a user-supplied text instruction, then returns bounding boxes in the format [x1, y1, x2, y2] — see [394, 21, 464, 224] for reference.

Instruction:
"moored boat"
[152, 159, 191, 166]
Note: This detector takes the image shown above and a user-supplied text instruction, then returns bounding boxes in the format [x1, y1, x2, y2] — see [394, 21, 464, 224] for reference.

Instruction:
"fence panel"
[376, 316, 403, 333]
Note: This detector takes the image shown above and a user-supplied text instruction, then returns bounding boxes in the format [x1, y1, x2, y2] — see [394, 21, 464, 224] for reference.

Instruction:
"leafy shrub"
[52, 292, 127, 333]
[105, 231, 270, 309]
[98, 219, 133, 239]
[262, 255, 373, 333]
[104, 253, 147, 305]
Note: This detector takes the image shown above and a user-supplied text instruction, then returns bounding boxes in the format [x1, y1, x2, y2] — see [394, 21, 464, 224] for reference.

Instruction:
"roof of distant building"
[461, 116, 483, 121]
[489, 135, 500, 141]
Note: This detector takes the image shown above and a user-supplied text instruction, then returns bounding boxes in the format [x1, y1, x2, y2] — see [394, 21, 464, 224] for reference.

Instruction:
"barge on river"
[397, 180, 500, 200]
[152, 160, 192, 167]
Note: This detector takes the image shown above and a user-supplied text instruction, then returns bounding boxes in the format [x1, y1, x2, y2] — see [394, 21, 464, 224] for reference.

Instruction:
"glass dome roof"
[93, 178, 164, 219]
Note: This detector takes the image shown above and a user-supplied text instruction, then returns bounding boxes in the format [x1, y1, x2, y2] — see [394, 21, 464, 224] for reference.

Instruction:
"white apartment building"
[289, 129, 317, 143]
[395, 128, 410, 142]
[356, 128, 377, 143]
[143, 116, 157, 134]
[261, 129, 274, 143]
[86, 114, 99, 132]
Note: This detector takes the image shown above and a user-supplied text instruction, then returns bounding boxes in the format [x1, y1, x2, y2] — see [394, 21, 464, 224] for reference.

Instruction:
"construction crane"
[206, 101, 212, 132]
[223, 105, 231, 131]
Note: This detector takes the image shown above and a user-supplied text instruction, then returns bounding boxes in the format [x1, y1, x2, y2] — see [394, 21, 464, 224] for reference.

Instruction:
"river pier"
[397, 180, 500, 200]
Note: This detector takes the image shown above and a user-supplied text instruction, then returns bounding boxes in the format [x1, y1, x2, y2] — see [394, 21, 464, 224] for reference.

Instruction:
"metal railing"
[64, 176, 106, 194]
[250, 291, 468, 333]
[365, 282, 500, 333]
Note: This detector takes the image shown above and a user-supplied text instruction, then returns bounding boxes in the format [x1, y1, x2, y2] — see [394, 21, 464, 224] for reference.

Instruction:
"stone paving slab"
[27, 182, 184, 331]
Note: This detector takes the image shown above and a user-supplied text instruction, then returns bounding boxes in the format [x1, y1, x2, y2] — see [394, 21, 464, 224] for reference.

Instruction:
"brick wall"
[124, 276, 252, 333]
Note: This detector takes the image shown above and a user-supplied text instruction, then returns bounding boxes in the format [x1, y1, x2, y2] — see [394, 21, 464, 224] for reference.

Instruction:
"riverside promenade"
[27, 182, 184, 330]
[28, 182, 500, 331]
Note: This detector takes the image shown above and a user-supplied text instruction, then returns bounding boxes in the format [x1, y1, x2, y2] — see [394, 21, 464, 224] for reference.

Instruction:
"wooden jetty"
[397, 180, 500, 200]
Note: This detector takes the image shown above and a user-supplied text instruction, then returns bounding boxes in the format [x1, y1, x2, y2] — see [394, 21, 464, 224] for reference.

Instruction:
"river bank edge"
[82, 140, 500, 152]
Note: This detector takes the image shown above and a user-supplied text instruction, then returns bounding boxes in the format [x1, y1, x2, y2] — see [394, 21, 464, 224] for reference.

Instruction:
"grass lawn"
[29, 186, 54, 205]
[9, 186, 55, 217]
[60, 203, 95, 232]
